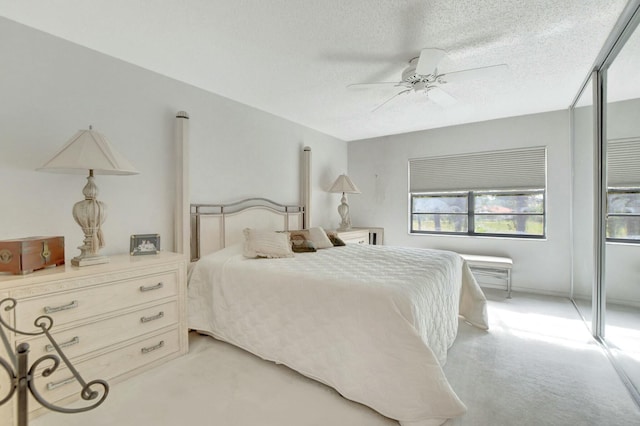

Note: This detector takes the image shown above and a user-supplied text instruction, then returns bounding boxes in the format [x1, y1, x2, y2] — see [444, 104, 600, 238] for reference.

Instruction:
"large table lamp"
[38, 127, 139, 266]
[329, 174, 361, 231]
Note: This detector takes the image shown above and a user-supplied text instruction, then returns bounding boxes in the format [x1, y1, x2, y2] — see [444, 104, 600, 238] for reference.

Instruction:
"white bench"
[460, 254, 513, 298]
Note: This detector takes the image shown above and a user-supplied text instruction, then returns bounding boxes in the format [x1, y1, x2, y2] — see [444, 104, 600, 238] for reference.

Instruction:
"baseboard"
[479, 283, 570, 299]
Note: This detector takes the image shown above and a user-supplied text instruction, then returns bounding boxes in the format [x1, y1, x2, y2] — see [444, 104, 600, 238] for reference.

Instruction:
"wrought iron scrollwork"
[0, 355, 17, 405]
[0, 297, 109, 424]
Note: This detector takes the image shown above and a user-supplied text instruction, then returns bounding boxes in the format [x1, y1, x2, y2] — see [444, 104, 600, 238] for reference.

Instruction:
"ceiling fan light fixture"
[414, 81, 427, 92]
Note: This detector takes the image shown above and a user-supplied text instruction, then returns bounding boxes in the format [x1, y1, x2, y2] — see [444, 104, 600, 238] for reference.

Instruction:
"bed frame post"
[302, 146, 311, 229]
[175, 111, 190, 255]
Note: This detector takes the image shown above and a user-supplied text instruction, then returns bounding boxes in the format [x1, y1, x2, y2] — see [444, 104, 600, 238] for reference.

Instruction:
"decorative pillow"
[289, 230, 317, 253]
[293, 240, 317, 253]
[307, 226, 334, 249]
[326, 232, 346, 247]
[243, 228, 294, 258]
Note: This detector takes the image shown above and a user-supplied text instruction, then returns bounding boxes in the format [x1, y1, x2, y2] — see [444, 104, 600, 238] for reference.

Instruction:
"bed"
[186, 199, 489, 426]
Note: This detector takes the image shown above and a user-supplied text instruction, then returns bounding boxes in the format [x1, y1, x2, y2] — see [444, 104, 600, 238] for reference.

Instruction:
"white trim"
[302, 146, 312, 228]
[174, 111, 190, 254]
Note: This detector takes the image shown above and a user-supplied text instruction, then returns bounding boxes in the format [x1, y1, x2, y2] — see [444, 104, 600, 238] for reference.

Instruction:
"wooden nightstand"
[0, 252, 187, 423]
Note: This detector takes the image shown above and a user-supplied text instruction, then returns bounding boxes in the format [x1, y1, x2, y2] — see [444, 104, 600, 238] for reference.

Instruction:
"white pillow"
[307, 226, 334, 249]
[243, 228, 294, 259]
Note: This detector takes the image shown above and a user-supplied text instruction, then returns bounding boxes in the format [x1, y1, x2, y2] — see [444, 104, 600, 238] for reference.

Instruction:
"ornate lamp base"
[336, 192, 352, 231]
[72, 171, 109, 267]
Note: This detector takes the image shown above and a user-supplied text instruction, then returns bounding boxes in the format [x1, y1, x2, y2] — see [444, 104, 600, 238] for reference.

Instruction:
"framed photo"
[130, 234, 160, 256]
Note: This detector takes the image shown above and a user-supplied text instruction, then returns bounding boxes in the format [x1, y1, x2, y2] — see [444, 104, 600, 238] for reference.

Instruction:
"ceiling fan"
[348, 48, 507, 112]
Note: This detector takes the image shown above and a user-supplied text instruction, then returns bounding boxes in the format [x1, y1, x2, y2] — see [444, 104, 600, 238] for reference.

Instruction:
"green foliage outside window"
[411, 190, 545, 238]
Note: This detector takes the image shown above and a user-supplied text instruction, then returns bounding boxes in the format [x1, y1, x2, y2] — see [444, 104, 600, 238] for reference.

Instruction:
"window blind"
[409, 147, 547, 192]
[608, 137, 640, 187]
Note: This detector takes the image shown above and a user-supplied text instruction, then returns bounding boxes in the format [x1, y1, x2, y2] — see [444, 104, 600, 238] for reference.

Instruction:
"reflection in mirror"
[571, 75, 595, 332]
[605, 19, 640, 396]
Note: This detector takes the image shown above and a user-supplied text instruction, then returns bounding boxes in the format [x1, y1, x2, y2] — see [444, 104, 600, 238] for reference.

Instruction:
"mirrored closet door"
[571, 75, 595, 332]
[605, 18, 640, 394]
[571, 0, 640, 403]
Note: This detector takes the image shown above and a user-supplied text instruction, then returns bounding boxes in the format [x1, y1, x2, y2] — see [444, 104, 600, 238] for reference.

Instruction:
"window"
[607, 138, 640, 243]
[412, 192, 468, 233]
[411, 190, 544, 237]
[409, 147, 546, 238]
[607, 189, 640, 242]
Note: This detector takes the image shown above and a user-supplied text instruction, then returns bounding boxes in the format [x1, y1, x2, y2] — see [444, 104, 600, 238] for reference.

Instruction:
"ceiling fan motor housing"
[402, 59, 437, 92]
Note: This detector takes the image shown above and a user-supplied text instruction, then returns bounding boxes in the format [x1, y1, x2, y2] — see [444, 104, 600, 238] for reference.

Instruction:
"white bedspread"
[188, 244, 488, 426]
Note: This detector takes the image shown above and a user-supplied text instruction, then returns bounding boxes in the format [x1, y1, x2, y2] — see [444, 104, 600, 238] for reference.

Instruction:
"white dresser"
[0, 252, 187, 424]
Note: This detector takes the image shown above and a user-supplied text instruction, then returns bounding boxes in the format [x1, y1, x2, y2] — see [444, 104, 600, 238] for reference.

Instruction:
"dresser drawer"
[15, 271, 178, 332]
[19, 300, 179, 363]
[30, 328, 180, 410]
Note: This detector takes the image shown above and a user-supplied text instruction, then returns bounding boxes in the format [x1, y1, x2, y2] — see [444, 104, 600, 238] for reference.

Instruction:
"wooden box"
[0, 236, 65, 275]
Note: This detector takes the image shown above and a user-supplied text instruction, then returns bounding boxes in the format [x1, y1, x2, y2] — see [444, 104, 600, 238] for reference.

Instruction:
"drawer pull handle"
[45, 336, 80, 352]
[140, 311, 164, 323]
[44, 300, 78, 314]
[140, 282, 163, 292]
[141, 340, 164, 354]
[47, 376, 76, 391]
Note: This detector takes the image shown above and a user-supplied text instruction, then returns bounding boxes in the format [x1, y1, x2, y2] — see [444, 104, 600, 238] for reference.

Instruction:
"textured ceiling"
[0, 0, 632, 141]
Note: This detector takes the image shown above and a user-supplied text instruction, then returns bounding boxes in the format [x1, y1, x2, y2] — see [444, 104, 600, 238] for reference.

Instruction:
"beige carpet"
[32, 290, 640, 426]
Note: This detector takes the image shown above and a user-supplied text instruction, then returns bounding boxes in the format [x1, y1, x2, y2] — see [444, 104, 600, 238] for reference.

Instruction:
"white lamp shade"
[38, 129, 139, 175]
[329, 174, 361, 194]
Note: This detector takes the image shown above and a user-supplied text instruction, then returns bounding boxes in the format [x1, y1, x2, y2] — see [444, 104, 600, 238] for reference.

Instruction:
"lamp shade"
[329, 174, 360, 194]
[38, 129, 139, 175]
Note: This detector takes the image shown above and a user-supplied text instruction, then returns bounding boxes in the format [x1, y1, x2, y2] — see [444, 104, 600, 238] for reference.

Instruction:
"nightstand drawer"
[19, 300, 179, 363]
[336, 229, 370, 245]
[15, 271, 178, 332]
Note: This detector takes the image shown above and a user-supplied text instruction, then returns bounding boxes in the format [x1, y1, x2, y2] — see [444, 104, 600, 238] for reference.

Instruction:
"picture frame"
[130, 234, 160, 256]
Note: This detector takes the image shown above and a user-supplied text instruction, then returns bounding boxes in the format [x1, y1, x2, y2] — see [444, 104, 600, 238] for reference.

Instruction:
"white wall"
[0, 18, 346, 260]
[348, 110, 572, 296]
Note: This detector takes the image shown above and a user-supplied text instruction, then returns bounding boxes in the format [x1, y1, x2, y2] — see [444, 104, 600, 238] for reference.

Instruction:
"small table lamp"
[329, 174, 361, 231]
[38, 127, 139, 266]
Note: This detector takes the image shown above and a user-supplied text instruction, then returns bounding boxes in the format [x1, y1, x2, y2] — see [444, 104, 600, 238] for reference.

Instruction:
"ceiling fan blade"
[347, 82, 401, 89]
[438, 63, 508, 84]
[427, 87, 457, 106]
[372, 89, 411, 112]
[415, 48, 446, 75]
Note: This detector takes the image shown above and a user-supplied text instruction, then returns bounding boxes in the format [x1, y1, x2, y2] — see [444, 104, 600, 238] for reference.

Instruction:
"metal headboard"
[190, 198, 305, 262]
